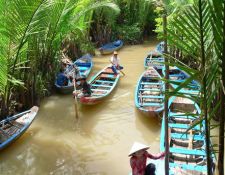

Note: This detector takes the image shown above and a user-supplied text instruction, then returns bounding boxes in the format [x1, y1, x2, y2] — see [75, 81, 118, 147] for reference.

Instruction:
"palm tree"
[158, 0, 225, 174]
[0, 0, 120, 118]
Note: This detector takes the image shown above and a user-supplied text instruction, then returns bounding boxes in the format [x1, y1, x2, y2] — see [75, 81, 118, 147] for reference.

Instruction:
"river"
[0, 38, 203, 175]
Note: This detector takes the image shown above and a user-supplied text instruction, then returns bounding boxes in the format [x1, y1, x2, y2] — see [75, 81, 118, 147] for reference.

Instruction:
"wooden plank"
[170, 133, 204, 141]
[168, 123, 200, 130]
[95, 80, 114, 83]
[169, 162, 207, 172]
[91, 84, 112, 88]
[139, 88, 162, 92]
[169, 147, 206, 156]
[91, 89, 108, 92]
[139, 102, 163, 106]
[138, 95, 164, 99]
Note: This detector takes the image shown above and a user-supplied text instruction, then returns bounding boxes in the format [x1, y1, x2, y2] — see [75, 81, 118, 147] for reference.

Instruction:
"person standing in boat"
[129, 142, 165, 175]
[110, 51, 123, 75]
[73, 75, 92, 97]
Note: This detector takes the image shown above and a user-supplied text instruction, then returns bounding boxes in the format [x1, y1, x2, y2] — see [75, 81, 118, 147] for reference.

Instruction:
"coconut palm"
[159, 0, 225, 174]
[0, 0, 120, 117]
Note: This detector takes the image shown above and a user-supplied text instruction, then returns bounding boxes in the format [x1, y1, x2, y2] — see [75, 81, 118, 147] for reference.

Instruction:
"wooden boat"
[160, 96, 216, 174]
[78, 66, 120, 105]
[155, 41, 165, 54]
[135, 67, 165, 116]
[168, 67, 200, 95]
[0, 106, 39, 150]
[144, 51, 164, 72]
[55, 54, 93, 94]
[99, 40, 123, 55]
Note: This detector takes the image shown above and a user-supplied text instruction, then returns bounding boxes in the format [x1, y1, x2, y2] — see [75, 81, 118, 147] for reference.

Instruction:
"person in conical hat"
[110, 51, 124, 75]
[129, 142, 165, 175]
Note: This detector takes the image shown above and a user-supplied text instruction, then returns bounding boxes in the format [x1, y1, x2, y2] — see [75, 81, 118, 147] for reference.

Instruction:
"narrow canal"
[0, 39, 165, 175]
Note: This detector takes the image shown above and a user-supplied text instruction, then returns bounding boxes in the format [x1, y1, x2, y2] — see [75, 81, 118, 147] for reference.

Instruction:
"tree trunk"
[163, 14, 169, 175]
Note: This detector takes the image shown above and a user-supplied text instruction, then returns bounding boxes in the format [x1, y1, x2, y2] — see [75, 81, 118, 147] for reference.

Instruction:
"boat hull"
[135, 67, 165, 117]
[99, 40, 123, 55]
[160, 97, 216, 174]
[0, 106, 39, 150]
[78, 66, 120, 105]
[55, 54, 93, 94]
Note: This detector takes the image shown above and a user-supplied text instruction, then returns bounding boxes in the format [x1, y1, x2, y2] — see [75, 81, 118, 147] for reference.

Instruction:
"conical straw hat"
[128, 142, 150, 156]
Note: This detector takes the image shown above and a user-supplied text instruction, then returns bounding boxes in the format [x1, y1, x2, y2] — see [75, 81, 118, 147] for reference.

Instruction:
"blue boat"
[135, 67, 165, 117]
[55, 54, 93, 94]
[144, 51, 165, 71]
[160, 96, 216, 175]
[167, 67, 200, 95]
[78, 65, 120, 105]
[99, 40, 123, 55]
[0, 106, 39, 150]
[155, 41, 165, 54]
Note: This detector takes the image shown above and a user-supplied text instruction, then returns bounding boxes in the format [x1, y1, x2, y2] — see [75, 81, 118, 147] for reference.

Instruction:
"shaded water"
[0, 39, 164, 175]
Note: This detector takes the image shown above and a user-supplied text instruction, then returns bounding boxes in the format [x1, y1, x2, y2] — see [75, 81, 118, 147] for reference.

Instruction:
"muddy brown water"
[0, 38, 219, 175]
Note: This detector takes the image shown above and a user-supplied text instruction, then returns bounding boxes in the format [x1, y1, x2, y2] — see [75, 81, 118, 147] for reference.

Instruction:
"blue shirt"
[57, 72, 68, 86]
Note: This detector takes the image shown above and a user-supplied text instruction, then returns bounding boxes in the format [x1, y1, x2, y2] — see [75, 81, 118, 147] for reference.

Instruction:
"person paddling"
[110, 51, 124, 75]
[73, 75, 92, 98]
[129, 142, 165, 175]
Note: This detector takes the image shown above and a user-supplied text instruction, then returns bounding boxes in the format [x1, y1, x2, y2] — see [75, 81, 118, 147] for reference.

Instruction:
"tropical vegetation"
[0, 0, 224, 174]
[157, 0, 225, 174]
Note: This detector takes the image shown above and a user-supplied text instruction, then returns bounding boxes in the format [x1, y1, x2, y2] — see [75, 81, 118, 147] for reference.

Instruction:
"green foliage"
[0, 0, 120, 116]
[160, 0, 225, 172]
[112, 23, 142, 44]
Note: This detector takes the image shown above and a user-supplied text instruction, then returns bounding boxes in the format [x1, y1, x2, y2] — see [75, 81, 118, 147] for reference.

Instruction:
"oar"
[73, 72, 79, 119]
[118, 69, 125, 76]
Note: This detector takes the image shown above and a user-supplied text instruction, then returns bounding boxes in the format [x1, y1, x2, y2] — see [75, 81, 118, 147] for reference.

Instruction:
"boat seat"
[169, 162, 207, 172]
[139, 89, 162, 92]
[168, 123, 200, 130]
[91, 94, 103, 97]
[169, 113, 197, 119]
[95, 80, 114, 84]
[91, 89, 108, 92]
[170, 133, 205, 141]
[78, 67, 88, 71]
[139, 102, 163, 106]
[75, 62, 91, 67]
[141, 82, 162, 85]
[91, 84, 112, 88]
[180, 90, 200, 94]
[138, 95, 164, 99]
[169, 147, 206, 156]
[100, 74, 116, 78]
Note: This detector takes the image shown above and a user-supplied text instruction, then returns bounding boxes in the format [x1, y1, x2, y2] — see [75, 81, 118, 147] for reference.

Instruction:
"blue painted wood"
[99, 40, 123, 55]
[0, 107, 39, 150]
[139, 102, 163, 106]
[170, 147, 206, 156]
[77, 65, 120, 105]
[138, 95, 164, 99]
[168, 123, 200, 130]
[91, 84, 112, 88]
[55, 54, 93, 94]
[170, 133, 205, 141]
[135, 67, 165, 115]
[169, 162, 207, 172]
[95, 80, 114, 83]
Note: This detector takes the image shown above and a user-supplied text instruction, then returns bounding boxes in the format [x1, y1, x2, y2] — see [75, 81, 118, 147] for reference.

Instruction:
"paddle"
[73, 71, 79, 119]
[118, 69, 125, 76]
